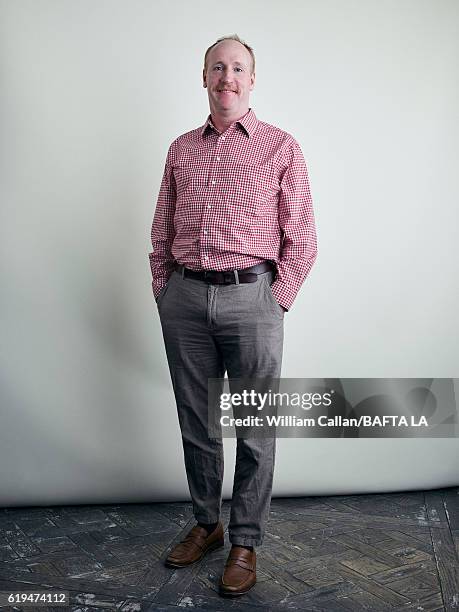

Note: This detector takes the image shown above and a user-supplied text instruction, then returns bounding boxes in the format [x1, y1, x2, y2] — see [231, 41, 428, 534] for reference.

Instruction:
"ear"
[250, 72, 255, 91]
[203, 68, 207, 88]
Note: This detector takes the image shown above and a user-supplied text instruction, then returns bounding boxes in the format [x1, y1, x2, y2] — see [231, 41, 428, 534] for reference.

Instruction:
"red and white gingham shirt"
[149, 108, 317, 311]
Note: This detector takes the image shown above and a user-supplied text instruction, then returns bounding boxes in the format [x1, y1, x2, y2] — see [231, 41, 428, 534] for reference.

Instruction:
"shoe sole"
[219, 580, 256, 597]
[164, 537, 225, 568]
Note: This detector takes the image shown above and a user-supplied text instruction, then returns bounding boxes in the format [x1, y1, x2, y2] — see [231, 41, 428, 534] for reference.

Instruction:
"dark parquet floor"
[0, 487, 458, 611]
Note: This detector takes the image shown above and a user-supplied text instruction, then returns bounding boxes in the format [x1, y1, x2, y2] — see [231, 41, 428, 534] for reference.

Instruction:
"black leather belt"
[174, 261, 274, 285]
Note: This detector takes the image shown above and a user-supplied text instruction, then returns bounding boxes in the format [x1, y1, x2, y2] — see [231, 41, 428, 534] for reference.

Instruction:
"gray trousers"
[156, 267, 284, 547]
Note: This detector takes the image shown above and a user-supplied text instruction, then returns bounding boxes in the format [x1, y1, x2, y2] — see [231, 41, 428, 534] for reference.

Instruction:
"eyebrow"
[212, 60, 246, 67]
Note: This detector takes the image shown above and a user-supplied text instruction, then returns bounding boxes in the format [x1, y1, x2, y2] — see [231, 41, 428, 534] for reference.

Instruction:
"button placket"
[202, 130, 227, 266]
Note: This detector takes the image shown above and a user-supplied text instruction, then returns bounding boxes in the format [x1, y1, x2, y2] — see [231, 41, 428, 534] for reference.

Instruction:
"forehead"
[207, 40, 251, 66]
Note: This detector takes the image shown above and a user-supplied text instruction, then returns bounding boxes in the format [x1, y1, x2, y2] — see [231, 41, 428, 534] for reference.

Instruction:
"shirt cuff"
[152, 280, 167, 302]
[269, 279, 291, 312]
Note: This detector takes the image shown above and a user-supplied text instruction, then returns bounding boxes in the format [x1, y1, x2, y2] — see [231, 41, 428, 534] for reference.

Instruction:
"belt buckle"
[204, 270, 219, 284]
[203, 270, 234, 285]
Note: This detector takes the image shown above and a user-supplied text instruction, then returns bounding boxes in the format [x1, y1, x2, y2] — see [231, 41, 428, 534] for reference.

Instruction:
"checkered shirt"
[149, 108, 317, 311]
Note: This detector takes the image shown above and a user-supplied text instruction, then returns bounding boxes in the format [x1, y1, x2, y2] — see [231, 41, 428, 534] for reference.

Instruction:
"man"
[149, 34, 317, 597]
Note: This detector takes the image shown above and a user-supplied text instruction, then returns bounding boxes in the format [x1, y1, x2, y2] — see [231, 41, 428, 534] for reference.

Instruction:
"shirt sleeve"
[270, 139, 318, 311]
[148, 141, 177, 300]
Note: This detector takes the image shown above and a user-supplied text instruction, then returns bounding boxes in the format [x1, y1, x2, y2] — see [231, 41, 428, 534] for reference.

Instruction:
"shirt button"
[204, 255, 209, 260]
[203, 229, 208, 235]
[207, 204, 212, 209]
[216, 156, 220, 161]
[211, 179, 216, 185]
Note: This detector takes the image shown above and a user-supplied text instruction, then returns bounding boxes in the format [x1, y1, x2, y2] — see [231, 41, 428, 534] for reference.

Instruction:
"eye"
[235, 67, 243, 72]
[213, 66, 222, 71]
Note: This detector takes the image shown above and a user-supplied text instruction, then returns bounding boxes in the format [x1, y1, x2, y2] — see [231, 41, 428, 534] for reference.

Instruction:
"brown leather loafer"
[164, 522, 224, 568]
[219, 546, 256, 596]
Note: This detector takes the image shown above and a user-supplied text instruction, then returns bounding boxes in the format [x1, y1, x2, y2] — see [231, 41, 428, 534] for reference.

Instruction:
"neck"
[210, 108, 249, 133]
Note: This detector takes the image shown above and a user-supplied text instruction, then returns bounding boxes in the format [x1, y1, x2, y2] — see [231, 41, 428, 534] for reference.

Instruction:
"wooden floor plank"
[425, 490, 459, 611]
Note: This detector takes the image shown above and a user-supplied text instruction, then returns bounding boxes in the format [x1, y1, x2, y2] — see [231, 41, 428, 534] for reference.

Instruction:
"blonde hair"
[204, 34, 255, 75]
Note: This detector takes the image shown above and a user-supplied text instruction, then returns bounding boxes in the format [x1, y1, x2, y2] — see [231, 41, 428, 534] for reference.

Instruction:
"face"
[203, 39, 255, 116]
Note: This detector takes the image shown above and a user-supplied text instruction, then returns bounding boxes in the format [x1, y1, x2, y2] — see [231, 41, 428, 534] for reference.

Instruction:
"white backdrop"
[1, 0, 458, 507]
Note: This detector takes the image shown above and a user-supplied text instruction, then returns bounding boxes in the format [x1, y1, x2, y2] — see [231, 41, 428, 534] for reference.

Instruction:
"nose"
[220, 76, 235, 87]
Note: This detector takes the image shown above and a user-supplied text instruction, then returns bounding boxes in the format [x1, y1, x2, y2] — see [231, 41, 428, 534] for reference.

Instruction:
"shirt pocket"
[222, 163, 278, 217]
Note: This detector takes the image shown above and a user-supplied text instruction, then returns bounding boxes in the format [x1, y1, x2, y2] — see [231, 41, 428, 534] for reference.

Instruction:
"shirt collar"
[200, 108, 258, 139]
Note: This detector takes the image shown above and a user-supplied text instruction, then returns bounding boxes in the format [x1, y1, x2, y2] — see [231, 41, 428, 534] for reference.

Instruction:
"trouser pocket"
[262, 274, 284, 317]
[156, 276, 173, 308]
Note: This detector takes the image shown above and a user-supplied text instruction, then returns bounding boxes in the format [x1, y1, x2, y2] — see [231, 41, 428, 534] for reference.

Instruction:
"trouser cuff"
[229, 536, 261, 547]
[195, 514, 220, 524]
